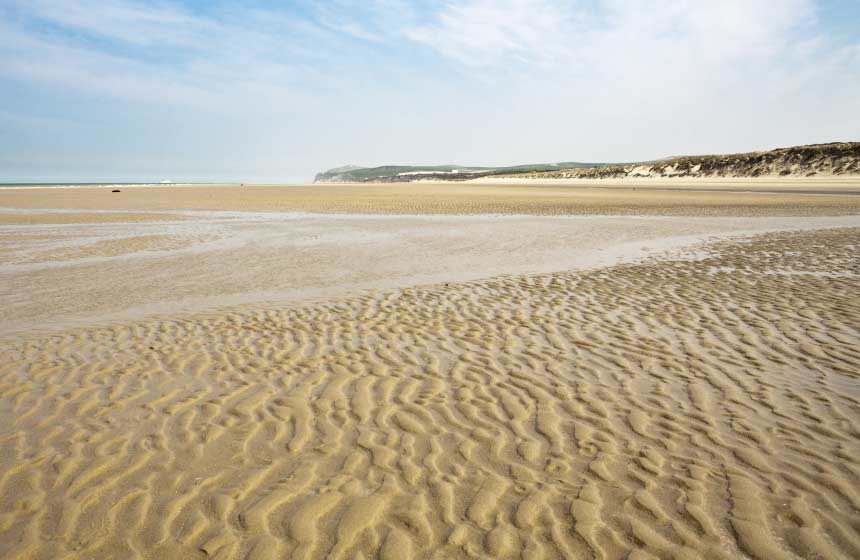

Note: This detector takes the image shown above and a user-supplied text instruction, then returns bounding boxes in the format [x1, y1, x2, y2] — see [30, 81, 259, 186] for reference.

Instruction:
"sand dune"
[1, 227, 859, 559]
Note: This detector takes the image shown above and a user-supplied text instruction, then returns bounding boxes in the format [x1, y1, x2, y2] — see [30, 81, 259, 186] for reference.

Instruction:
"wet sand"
[3, 207, 860, 338]
[1, 182, 859, 559]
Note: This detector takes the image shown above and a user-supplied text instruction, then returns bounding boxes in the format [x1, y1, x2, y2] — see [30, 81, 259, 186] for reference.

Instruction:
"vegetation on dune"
[503, 142, 860, 180]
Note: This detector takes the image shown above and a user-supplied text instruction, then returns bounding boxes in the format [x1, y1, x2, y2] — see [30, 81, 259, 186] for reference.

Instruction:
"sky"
[1, 0, 858, 183]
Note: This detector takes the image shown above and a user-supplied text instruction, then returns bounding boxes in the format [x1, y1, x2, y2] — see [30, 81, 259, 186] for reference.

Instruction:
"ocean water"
[0, 182, 198, 188]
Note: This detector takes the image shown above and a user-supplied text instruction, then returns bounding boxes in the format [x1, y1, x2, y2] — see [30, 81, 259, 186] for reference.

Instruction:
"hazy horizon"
[2, 0, 859, 183]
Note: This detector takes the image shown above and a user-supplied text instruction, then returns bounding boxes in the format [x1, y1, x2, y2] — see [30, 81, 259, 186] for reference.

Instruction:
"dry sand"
[3, 180, 860, 216]
[469, 175, 860, 194]
[1, 182, 859, 559]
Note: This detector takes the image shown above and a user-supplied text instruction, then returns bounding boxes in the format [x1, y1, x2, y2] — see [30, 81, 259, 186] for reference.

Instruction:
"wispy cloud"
[402, 0, 818, 71]
[14, 0, 206, 47]
[0, 0, 356, 105]
[5, 0, 836, 100]
[403, 0, 581, 68]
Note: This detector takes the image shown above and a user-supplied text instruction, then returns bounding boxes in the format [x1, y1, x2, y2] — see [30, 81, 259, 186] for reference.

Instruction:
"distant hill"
[313, 162, 605, 183]
[314, 142, 860, 183]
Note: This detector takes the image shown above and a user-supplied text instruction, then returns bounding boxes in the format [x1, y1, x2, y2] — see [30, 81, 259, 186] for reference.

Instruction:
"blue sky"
[1, 0, 858, 182]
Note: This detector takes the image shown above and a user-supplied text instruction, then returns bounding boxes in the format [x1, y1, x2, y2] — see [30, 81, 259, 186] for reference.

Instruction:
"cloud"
[12, 0, 205, 47]
[0, 22, 215, 104]
[403, 0, 579, 68]
[0, 0, 352, 106]
[5, 0, 834, 104]
[396, 0, 859, 141]
[402, 0, 818, 72]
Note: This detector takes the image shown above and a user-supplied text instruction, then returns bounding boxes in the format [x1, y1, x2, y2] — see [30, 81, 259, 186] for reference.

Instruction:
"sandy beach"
[4, 180, 860, 217]
[1, 181, 860, 559]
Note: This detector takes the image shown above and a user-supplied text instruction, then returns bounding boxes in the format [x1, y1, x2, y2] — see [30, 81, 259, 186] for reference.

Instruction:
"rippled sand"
[1, 228, 858, 559]
[1, 184, 859, 559]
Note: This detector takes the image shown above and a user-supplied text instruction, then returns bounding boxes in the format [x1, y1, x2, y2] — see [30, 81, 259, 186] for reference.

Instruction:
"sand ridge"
[1, 228, 859, 559]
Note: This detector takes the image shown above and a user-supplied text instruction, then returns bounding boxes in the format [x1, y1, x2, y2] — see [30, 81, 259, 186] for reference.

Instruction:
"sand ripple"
[1, 228, 859, 559]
